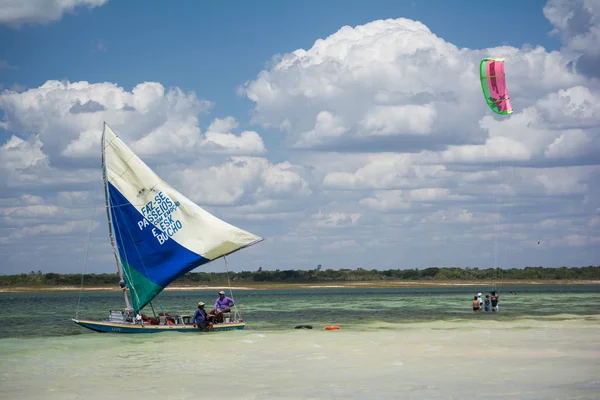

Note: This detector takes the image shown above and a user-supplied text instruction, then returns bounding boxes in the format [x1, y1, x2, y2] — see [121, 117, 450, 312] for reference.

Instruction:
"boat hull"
[72, 318, 245, 334]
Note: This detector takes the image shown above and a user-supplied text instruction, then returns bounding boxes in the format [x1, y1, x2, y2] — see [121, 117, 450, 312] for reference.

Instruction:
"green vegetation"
[1, 265, 599, 287]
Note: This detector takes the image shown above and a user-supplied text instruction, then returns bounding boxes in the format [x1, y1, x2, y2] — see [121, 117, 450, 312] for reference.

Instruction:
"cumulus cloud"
[0, 80, 266, 164]
[237, 0, 600, 270]
[240, 19, 589, 156]
[543, 0, 600, 78]
[202, 117, 266, 155]
[171, 156, 312, 206]
[0, 0, 108, 28]
[0, 135, 48, 173]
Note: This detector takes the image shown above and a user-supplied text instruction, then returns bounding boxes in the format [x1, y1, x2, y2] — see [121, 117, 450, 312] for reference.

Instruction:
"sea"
[1, 285, 599, 399]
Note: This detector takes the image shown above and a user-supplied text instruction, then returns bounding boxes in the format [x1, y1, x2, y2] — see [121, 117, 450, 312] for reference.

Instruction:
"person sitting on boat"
[193, 302, 213, 332]
[213, 290, 235, 323]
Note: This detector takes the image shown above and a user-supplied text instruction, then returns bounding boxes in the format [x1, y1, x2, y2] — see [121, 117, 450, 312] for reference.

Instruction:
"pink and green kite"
[479, 57, 513, 115]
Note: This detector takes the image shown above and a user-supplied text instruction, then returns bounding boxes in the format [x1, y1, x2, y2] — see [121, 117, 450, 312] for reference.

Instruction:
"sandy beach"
[1, 279, 599, 293]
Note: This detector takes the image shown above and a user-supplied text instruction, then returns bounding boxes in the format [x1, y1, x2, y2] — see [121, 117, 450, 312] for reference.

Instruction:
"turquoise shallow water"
[0, 285, 598, 338]
[1, 285, 599, 399]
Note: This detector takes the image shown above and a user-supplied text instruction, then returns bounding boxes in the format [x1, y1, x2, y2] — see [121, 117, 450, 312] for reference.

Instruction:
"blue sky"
[0, 0, 599, 275]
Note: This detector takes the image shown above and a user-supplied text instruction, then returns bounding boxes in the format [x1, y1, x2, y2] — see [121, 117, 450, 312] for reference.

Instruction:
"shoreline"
[1, 279, 599, 293]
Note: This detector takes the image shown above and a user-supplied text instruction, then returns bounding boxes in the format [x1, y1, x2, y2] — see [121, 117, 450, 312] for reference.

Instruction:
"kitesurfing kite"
[479, 57, 513, 115]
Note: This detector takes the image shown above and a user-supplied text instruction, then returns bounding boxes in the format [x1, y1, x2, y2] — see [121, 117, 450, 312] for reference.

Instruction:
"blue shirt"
[214, 296, 234, 311]
[192, 308, 206, 325]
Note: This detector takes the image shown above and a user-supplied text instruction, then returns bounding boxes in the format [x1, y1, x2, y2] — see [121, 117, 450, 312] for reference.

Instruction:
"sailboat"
[72, 123, 263, 333]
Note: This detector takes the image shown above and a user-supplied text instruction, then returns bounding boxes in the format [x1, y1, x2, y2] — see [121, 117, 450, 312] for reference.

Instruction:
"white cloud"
[240, 19, 588, 155]
[543, 0, 600, 78]
[0, 0, 108, 28]
[202, 118, 266, 154]
[360, 188, 473, 212]
[359, 103, 437, 136]
[172, 156, 311, 206]
[0, 135, 48, 172]
[310, 210, 361, 228]
[0, 80, 266, 163]
[0, 220, 94, 244]
[2, 204, 58, 219]
[440, 85, 600, 165]
[322, 153, 447, 190]
[549, 234, 600, 247]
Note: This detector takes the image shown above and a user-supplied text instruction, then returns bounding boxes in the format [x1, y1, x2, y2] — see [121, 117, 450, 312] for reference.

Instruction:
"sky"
[0, 0, 599, 275]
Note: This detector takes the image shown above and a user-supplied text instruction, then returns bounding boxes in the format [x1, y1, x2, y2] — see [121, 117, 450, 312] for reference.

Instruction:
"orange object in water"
[324, 325, 340, 330]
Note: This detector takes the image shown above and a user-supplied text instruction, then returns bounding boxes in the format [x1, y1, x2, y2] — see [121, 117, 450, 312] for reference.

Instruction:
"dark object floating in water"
[294, 325, 313, 329]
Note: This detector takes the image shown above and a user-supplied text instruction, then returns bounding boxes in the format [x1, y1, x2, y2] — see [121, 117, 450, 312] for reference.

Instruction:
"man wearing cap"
[192, 302, 213, 332]
[477, 292, 483, 310]
[213, 290, 235, 323]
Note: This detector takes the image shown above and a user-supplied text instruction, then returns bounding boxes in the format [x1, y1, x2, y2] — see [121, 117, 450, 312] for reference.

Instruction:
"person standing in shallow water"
[491, 291, 500, 312]
[472, 296, 481, 312]
[484, 295, 491, 312]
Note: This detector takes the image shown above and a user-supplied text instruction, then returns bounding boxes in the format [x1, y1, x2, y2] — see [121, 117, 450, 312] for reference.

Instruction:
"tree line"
[1, 265, 599, 287]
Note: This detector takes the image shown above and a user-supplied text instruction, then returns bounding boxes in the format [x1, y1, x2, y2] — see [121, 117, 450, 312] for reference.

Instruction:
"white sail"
[102, 122, 262, 312]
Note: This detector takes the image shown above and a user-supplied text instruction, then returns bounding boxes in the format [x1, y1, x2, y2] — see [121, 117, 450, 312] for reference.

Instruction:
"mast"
[101, 122, 132, 311]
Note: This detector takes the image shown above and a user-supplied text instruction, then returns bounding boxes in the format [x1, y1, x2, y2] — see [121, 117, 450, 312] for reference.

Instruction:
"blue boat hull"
[72, 318, 245, 334]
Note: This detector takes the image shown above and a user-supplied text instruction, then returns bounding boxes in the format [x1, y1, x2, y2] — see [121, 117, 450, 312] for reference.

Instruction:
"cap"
[477, 293, 482, 296]
[219, 291, 225, 295]
[198, 301, 205, 306]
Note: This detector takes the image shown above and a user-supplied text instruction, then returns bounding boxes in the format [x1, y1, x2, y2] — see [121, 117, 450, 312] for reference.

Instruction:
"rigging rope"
[491, 160, 516, 295]
[111, 205, 143, 311]
[498, 165, 516, 294]
[491, 158, 503, 292]
[223, 256, 241, 321]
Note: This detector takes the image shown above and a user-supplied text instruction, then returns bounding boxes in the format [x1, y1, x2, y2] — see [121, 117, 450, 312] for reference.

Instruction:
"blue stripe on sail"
[107, 182, 210, 288]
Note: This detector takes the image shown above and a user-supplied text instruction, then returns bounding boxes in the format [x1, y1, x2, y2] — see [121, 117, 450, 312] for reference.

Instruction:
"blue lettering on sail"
[137, 191, 182, 245]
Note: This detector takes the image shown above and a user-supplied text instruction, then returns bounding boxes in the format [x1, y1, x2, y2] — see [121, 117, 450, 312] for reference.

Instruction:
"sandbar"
[1, 279, 599, 293]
